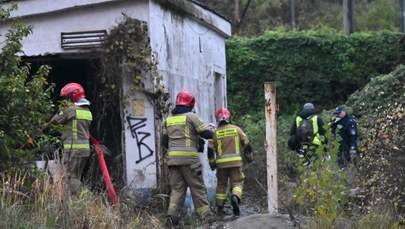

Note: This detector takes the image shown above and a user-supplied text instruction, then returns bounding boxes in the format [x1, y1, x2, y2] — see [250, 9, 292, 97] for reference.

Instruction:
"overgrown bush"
[347, 65, 405, 214]
[0, 3, 55, 173]
[226, 31, 405, 117]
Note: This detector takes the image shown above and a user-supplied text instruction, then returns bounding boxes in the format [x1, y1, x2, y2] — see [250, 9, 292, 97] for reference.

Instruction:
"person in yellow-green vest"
[288, 103, 327, 163]
[162, 89, 216, 226]
[208, 108, 253, 218]
[50, 82, 93, 195]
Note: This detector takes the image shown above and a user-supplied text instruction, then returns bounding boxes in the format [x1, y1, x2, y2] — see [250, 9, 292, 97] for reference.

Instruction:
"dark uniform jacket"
[332, 113, 358, 152]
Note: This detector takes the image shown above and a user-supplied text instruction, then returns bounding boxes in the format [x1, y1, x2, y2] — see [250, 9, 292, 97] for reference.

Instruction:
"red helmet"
[175, 90, 195, 108]
[216, 108, 231, 123]
[60, 83, 85, 102]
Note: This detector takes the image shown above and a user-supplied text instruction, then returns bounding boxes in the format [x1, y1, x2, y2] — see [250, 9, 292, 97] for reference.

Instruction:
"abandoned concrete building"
[0, 0, 232, 206]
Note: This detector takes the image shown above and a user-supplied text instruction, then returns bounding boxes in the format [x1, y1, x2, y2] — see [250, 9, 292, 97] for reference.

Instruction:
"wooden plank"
[264, 82, 278, 214]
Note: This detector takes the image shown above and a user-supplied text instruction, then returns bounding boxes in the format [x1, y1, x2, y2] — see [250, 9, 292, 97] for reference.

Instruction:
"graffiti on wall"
[126, 116, 154, 164]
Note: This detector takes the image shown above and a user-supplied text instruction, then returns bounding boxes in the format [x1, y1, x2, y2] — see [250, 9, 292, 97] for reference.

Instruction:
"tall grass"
[0, 170, 165, 228]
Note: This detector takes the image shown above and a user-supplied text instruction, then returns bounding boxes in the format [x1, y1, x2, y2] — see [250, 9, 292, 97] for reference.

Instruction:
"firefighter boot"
[217, 206, 225, 220]
[204, 212, 217, 225]
[165, 215, 180, 227]
[231, 194, 240, 216]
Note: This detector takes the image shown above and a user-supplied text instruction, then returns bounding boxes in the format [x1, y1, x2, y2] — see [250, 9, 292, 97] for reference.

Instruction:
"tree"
[198, 0, 400, 36]
[0, 3, 55, 172]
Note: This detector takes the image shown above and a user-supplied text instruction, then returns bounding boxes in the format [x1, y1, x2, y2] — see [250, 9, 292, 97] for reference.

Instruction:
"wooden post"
[264, 82, 278, 214]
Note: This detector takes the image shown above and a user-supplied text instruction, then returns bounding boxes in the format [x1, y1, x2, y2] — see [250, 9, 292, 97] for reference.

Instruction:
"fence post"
[264, 82, 278, 214]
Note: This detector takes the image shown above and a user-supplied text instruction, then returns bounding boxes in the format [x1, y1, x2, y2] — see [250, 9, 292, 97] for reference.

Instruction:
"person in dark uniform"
[331, 105, 358, 168]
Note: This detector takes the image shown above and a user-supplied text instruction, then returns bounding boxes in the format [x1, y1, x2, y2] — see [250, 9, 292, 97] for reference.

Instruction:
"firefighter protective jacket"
[162, 112, 212, 166]
[208, 123, 250, 169]
[51, 103, 93, 157]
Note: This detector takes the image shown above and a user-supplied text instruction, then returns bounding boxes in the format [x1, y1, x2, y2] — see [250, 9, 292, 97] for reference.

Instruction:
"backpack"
[297, 115, 315, 144]
[288, 133, 299, 150]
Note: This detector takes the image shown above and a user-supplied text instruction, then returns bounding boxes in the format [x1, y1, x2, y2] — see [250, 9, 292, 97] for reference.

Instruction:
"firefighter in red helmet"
[162, 89, 216, 225]
[208, 107, 253, 217]
[50, 82, 93, 195]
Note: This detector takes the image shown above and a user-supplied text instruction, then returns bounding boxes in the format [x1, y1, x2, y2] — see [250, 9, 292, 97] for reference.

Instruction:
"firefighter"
[50, 82, 93, 195]
[208, 108, 253, 217]
[162, 89, 215, 225]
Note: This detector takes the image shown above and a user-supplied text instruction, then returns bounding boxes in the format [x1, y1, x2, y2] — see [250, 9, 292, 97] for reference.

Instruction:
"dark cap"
[333, 105, 345, 114]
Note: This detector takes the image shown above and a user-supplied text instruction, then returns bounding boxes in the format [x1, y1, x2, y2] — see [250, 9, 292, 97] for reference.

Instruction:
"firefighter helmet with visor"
[175, 90, 195, 108]
[60, 82, 86, 102]
[216, 108, 231, 124]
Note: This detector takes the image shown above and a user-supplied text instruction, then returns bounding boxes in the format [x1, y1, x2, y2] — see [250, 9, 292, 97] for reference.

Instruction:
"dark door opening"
[23, 56, 124, 188]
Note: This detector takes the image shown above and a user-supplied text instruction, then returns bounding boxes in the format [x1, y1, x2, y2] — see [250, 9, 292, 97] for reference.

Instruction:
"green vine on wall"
[99, 15, 169, 119]
[92, 15, 170, 187]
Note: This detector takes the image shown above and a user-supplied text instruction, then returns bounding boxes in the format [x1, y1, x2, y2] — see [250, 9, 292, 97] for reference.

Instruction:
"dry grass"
[0, 171, 166, 229]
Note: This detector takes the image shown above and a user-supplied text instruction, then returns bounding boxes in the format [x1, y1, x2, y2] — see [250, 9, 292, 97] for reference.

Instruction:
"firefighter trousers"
[215, 166, 245, 207]
[167, 164, 211, 218]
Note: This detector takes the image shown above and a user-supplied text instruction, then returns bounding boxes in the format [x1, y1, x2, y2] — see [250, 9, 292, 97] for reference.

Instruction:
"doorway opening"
[23, 56, 125, 188]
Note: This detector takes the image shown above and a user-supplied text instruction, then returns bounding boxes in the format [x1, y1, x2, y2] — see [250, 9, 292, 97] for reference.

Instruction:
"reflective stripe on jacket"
[51, 105, 92, 153]
[163, 112, 208, 166]
[209, 124, 249, 169]
[64, 109, 93, 149]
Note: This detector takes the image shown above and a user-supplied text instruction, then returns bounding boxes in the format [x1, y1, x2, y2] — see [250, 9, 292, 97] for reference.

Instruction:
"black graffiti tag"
[126, 116, 154, 164]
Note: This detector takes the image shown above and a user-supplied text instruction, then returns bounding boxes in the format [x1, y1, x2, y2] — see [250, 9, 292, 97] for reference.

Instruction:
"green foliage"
[198, 0, 399, 36]
[293, 145, 348, 227]
[356, 0, 399, 32]
[226, 31, 404, 116]
[0, 3, 55, 172]
[348, 64, 405, 118]
[236, 114, 267, 198]
[91, 15, 170, 189]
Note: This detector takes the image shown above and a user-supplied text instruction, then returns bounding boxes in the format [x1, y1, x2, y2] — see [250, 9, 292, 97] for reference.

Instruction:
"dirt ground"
[205, 199, 297, 229]
[218, 214, 295, 229]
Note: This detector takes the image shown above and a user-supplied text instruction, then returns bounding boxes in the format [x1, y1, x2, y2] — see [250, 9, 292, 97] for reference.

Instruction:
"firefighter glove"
[244, 152, 253, 163]
[197, 137, 205, 153]
[208, 123, 217, 132]
[209, 162, 216, 171]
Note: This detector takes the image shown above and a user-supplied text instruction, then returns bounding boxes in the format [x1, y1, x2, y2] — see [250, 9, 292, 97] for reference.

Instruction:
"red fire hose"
[89, 135, 119, 206]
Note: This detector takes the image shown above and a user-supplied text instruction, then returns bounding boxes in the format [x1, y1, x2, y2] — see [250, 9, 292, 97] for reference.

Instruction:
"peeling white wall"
[149, 1, 231, 202]
[0, 0, 148, 56]
[122, 90, 157, 191]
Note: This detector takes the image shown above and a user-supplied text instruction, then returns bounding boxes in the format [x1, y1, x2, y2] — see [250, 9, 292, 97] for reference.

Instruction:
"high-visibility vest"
[63, 109, 92, 149]
[295, 115, 321, 145]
